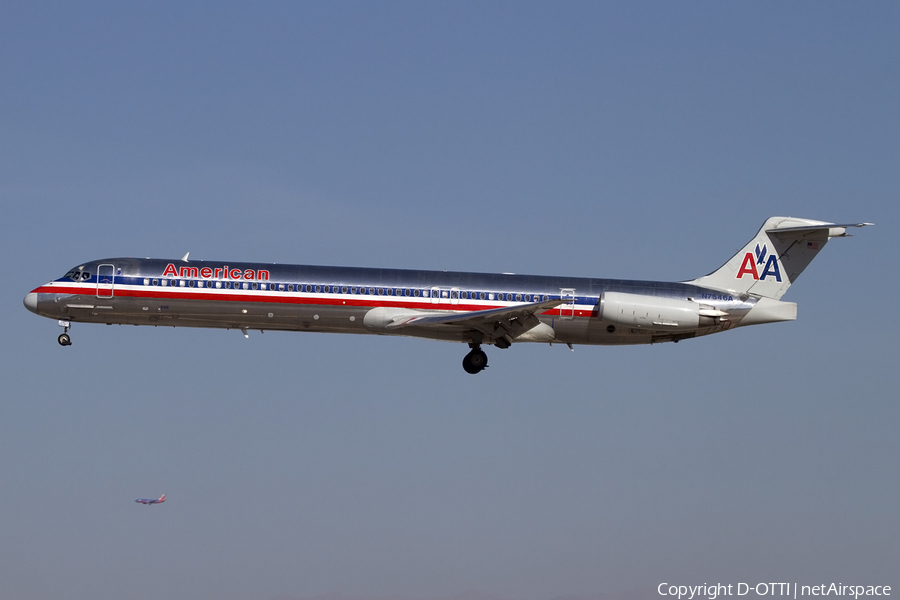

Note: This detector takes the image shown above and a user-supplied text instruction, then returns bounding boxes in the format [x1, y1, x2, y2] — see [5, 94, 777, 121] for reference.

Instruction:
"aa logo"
[736, 244, 782, 281]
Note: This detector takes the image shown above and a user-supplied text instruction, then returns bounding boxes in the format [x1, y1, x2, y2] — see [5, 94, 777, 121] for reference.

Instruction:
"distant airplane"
[135, 494, 165, 506]
[24, 217, 871, 374]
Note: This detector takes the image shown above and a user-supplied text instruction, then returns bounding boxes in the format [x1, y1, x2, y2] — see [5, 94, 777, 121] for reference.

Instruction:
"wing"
[385, 298, 567, 345]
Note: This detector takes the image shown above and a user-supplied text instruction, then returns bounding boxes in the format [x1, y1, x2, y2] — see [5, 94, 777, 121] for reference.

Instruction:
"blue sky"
[1, 3, 898, 600]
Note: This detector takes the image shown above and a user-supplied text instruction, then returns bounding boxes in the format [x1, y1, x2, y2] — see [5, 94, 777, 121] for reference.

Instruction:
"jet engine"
[598, 291, 725, 330]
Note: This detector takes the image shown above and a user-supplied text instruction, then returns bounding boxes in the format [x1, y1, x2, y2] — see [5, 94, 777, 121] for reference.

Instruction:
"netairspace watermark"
[658, 584, 892, 600]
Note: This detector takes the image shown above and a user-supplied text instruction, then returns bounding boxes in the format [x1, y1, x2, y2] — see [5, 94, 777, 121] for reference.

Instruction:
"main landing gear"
[58, 320, 72, 346]
[462, 345, 488, 374]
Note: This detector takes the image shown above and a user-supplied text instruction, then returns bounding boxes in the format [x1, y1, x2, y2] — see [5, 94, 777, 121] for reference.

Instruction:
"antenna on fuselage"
[181, 252, 190, 262]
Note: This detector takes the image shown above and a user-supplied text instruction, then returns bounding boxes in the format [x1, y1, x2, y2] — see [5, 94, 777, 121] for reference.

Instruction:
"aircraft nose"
[23, 292, 39, 314]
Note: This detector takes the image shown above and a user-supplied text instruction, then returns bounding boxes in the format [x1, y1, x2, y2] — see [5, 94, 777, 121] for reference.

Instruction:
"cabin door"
[559, 288, 576, 320]
[97, 264, 116, 298]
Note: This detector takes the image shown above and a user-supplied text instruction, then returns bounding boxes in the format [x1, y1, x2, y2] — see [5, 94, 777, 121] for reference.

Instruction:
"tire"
[58, 333, 71, 346]
[462, 349, 487, 374]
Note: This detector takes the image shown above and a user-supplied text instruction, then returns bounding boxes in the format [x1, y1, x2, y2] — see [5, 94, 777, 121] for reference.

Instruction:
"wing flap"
[385, 298, 567, 330]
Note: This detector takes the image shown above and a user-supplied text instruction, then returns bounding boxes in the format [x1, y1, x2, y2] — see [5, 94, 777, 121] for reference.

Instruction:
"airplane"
[135, 493, 166, 505]
[23, 217, 870, 374]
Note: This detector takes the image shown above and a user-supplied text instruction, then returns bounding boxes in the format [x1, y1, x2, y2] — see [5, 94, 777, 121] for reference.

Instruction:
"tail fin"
[689, 217, 871, 300]
[158, 494, 165, 502]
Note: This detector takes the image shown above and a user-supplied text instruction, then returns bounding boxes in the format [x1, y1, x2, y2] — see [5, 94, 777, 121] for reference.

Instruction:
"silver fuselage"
[25, 257, 760, 346]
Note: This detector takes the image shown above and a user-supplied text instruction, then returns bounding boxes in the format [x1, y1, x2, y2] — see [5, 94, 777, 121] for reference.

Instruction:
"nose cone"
[23, 292, 39, 314]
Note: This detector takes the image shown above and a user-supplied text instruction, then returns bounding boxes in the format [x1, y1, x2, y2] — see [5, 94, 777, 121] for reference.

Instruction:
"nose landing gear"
[462, 345, 488, 374]
[58, 320, 72, 346]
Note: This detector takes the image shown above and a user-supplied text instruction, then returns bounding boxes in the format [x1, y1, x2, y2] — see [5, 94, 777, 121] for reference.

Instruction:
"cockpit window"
[63, 269, 90, 282]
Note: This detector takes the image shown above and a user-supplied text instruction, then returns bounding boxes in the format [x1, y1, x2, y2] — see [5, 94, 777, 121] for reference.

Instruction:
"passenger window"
[143, 278, 150, 286]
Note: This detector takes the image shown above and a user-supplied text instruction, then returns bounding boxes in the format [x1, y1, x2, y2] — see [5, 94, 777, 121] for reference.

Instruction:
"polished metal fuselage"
[25, 257, 757, 346]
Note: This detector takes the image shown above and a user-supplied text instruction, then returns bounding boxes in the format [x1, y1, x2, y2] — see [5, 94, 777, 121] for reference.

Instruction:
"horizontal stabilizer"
[766, 222, 873, 235]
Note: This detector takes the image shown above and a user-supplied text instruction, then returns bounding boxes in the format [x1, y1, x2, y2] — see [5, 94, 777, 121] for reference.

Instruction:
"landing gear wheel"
[462, 348, 488, 374]
[58, 333, 72, 346]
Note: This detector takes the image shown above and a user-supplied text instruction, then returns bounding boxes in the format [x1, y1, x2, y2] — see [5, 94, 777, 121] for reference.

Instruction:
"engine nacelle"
[599, 291, 719, 330]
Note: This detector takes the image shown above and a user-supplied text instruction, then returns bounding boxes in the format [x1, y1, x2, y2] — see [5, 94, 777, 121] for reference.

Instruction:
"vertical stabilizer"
[688, 217, 871, 300]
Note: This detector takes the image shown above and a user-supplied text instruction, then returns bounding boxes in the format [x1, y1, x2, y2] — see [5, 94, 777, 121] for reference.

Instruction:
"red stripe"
[30, 285, 586, 317]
